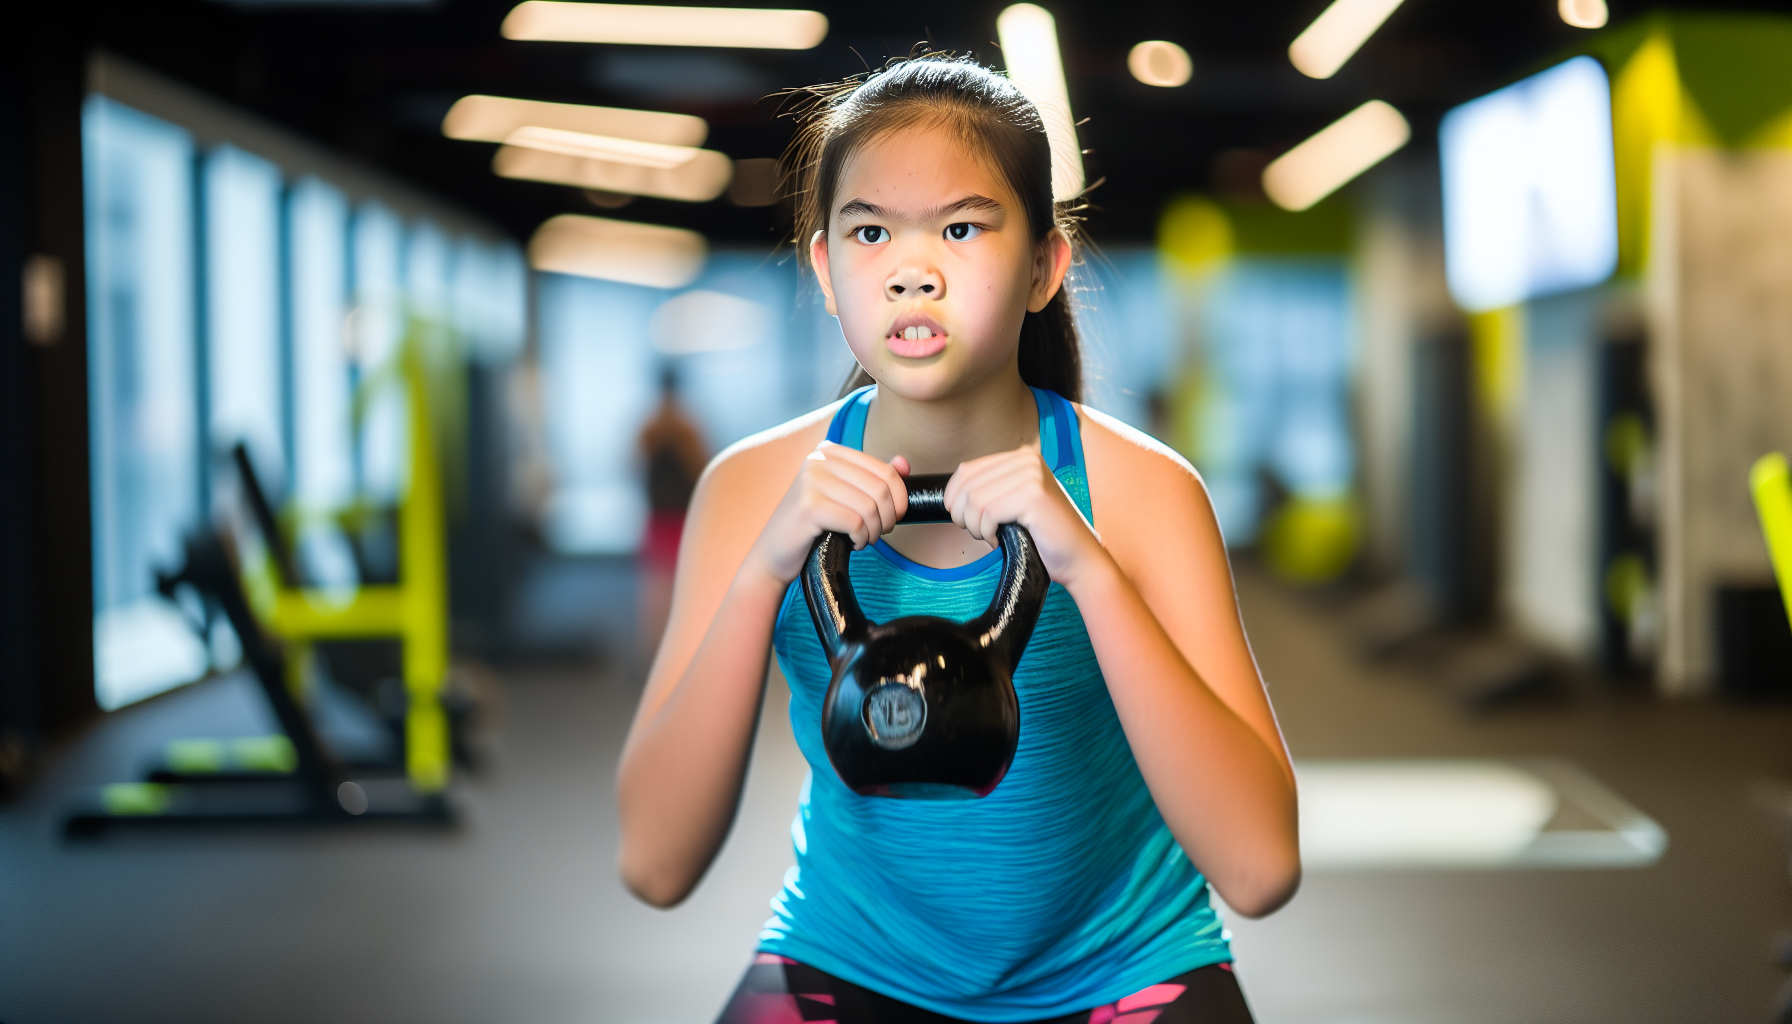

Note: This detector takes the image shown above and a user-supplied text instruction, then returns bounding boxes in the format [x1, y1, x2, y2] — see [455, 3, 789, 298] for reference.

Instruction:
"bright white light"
[501, 1, 827, 49]
[650, 289, 770, 353]
[1262, 99, 1410, 211]
[494, 144, 733, 202]
[1299, 760, 1558, 867]
[94, 601, 212, 711]
[443, 94, 706, 147]
[1289, 0, 1405, 79]
[1558, 0, 1609, 29]
[528, 214, 706, 289]
[1441, 56, 1617, 312]
[288, 177, 353, 513]
[503, 125, 699, 169]
[997, 3, 1084, 202]
[1128, 40, 1193, 88]
[204, 145, 285, 489]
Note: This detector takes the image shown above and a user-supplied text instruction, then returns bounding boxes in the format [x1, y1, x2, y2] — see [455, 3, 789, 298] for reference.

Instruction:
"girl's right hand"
[745, 440, 911, 584]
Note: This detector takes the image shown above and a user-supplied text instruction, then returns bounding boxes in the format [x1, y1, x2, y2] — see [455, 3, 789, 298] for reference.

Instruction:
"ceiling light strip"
[1288, 0, 1406, 80]
[494, 145, 733, 202]
[443, 95, 707, 147]
[528, 214, 707, 289]
[501, 1, 827, 49]
[1262, 100, 1410, 211]
[504, 126, 700, 169]
[996, 4, 1084, 202]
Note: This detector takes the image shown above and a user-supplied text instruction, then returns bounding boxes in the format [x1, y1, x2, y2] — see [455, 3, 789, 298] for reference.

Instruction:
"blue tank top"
[760, 386, 1230, 1022]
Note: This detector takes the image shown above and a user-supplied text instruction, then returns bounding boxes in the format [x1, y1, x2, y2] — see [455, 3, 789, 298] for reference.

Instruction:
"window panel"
[352, 200, 409, 504]
[288, 176, 353, 511]
[204, 144, 285, 491]
[81, 95, 207, 710]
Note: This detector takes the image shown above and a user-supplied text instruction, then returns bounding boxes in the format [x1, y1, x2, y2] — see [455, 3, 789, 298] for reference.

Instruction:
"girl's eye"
[853, 226, 889, 245]
[945, 223, 983, 242]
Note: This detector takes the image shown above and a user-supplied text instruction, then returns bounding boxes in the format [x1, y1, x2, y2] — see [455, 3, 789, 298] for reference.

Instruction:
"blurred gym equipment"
[65, 344, 457, 833]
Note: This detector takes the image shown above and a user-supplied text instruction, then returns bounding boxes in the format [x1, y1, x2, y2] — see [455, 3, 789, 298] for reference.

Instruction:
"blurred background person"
[637, 365, 708, 663]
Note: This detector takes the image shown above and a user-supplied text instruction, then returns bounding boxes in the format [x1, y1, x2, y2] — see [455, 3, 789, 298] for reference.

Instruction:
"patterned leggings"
[717, 954, 1256, 1024]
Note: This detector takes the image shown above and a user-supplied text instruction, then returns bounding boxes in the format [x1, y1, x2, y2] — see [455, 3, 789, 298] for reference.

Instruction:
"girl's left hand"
[943, 445, 1107, 587]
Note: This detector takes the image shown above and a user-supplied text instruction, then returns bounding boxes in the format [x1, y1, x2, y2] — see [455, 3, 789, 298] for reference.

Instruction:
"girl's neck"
[859, 369, 1038, 474]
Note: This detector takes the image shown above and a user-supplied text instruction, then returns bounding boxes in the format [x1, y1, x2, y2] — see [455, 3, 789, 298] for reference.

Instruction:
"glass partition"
[81, 95, 527, 710]
[82, 95, 206, 711]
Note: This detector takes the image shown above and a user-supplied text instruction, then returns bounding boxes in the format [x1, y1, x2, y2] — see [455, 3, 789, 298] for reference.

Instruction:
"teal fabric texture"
[759, 386, 1231, 1022]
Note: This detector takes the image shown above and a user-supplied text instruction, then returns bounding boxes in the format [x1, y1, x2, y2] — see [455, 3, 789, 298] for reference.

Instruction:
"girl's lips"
[887, 331, 947, 358]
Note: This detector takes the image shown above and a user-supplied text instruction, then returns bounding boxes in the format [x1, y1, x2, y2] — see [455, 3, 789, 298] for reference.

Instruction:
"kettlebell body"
[801, 474, 1050, 799]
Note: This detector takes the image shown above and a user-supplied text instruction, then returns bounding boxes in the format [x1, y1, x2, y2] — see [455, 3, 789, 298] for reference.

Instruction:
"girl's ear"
[809, 229, 839, 316]
[1026, 228, 1073, 313]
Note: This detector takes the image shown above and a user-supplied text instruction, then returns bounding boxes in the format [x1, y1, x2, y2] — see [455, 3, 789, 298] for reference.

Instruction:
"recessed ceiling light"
[1558, 0, 1609, 29]
[1127, 41, 1193, 88]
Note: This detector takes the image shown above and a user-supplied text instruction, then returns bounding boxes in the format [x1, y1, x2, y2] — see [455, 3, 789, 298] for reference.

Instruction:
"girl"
[618, 55, 1299, 1024]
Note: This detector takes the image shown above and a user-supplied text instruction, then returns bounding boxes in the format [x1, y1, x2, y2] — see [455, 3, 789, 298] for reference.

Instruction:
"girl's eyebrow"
[933, 194, 1004, 218]
[836, 198, 889, 219]
[835, 194, 1005, 222]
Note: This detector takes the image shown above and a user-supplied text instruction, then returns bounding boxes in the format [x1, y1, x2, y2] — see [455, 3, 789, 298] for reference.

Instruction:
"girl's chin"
[864, 363, 977, 401]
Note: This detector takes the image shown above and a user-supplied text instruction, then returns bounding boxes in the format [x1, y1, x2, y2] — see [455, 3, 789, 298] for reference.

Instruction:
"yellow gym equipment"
[1750, 452, 1792, 633]
[238, 338, 453, 794]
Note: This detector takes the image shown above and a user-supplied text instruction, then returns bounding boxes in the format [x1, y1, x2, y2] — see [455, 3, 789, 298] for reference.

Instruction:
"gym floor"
[3, 564, 1790, 1024]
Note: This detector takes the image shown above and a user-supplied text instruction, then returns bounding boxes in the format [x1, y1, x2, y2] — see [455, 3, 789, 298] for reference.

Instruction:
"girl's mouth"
[887, 318, 947, 358]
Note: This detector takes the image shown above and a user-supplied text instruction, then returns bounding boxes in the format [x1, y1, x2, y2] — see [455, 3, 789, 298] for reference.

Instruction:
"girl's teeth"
[901, 326, 934, 341]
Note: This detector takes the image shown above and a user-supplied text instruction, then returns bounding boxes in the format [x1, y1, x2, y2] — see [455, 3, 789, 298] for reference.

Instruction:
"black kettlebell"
[800, 473, 1051, 799]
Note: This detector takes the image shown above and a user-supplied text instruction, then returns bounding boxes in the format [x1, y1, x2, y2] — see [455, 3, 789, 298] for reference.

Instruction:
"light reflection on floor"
[1297, 758, 1666, 870]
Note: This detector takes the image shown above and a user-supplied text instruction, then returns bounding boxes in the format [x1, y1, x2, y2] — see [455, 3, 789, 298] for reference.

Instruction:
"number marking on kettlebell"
[864, 675, 928, 750]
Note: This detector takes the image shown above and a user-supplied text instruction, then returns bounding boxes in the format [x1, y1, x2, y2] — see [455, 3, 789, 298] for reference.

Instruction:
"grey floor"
[3, 564, 1791, 1023]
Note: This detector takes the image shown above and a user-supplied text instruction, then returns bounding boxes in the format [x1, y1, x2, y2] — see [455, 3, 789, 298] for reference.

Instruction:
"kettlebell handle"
[898, 473, 954, 524]
[799, 473, 1050, 670]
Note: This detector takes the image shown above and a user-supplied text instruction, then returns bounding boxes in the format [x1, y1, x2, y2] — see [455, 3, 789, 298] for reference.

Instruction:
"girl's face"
[810, 121, 1071, 401]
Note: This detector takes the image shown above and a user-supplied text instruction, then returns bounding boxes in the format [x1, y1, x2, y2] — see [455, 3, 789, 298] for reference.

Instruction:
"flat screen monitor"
[1440, 55, 1618, 312]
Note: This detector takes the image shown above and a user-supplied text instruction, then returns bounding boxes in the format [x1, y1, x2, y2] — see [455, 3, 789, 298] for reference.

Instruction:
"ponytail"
[1018, 286, 1082, 401]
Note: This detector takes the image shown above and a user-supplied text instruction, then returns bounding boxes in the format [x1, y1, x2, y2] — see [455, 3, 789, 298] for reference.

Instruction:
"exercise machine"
[67, 343, 459, 833]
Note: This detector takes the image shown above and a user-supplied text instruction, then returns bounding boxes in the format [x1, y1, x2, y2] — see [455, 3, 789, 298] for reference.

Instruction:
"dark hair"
[781, 53, 1083, 402]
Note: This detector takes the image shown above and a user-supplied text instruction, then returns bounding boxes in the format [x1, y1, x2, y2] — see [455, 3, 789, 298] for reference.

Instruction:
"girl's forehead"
[834, 122, 1013, 210]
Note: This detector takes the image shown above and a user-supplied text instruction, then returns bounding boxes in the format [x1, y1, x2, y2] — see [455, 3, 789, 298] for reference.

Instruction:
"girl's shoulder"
[697, 399, 844, 494]
[1073, 401, 1230, 591]
[677, 401, 845, 581]
[1071, 402, 1206, 495]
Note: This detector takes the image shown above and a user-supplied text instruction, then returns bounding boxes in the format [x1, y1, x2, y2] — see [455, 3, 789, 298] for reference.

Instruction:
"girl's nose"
[886, 263, 943, 299]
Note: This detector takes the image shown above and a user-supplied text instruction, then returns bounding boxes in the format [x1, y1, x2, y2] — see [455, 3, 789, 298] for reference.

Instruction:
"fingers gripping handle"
[893, 478, 1049, 664]
[799, 474, 947, 658]
[799, 473, 1048, 668]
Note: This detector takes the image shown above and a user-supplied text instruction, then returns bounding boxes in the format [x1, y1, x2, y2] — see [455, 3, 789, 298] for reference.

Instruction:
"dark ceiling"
[67, 0, 1759, 246]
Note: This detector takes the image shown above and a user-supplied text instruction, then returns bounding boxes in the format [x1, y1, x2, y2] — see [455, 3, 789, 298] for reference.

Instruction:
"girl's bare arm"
[1076, 409, 1299, 917]
[940, 408, 1298, 917]
[617, 414, 910, 907]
